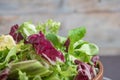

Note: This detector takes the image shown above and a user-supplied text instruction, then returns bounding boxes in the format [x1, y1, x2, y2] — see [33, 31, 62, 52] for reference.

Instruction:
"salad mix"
[0, 20, 99, 80]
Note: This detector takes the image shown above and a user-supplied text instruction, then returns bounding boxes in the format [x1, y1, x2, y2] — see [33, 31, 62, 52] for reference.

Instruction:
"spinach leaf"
[46, 33, 60, 48]
[68, 27, 86, 53]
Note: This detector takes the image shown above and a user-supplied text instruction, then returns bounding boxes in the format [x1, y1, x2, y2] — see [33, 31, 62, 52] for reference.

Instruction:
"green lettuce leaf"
[36, 23, 46, 34]
[8, 60, 52, 79]
[68, 27, 86, 53]
[33, 75, 42, 80]
[74, 41, 99, 64]
[74, 40, 99, 56]
[46, 33, 60, 49]
[18, 70, 29, 80]
[36, 19, 60, 35]
[46, 19, 60, 34]
[18, 22, 37, 39]
[0, 47, 18, 70]
[78, 43, 99, 56]
[67, 27, 99, 64]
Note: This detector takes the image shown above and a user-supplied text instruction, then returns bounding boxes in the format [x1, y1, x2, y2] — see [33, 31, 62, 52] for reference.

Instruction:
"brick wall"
[0, 0, 120, 55]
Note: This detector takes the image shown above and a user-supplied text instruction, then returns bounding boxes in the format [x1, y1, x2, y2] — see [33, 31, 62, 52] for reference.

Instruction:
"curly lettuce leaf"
[0, 35, 16, 50]
[18, 22, 37, 39]
[36, 19, 60, 34]
[44, 62, 77, 80]
[36, 23, 46, 34]
[0, 48, 9, 63]
[46, 19, 60, 34]
[9, 24, 23, 43]
[18, 70, 28, 80]
[0, 47, 18, 70]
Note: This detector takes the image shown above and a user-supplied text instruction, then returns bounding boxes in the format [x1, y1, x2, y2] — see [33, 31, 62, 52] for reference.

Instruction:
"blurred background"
[0, 0, 120, 79]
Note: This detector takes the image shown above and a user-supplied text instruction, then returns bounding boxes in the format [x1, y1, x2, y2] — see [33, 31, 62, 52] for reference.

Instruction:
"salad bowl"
[93, 61, 103, 80]
[0, 20, 103, 80]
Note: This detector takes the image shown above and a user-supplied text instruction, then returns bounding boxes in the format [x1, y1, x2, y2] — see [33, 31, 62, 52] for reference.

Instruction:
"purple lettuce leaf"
[91, 55, 99, 66]
[74, 60, 95, 80]
[64, 38, 70, 52]
[0, 68, 10, 80]
[28, 31, 64, 64]
[9, 24, 23, 43]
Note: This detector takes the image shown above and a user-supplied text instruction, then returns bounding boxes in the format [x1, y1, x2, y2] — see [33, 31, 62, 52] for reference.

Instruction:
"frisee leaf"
[46, 19, 60, 34]
[18, 70, 29, 80]
[18, 22, 37, 39]
[0, 47, 18, 70]
[36, 19, 60, 35]
[36, 23, 46, 34]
